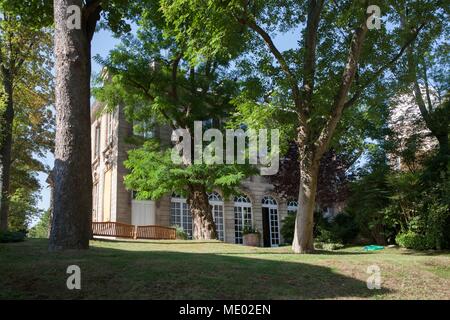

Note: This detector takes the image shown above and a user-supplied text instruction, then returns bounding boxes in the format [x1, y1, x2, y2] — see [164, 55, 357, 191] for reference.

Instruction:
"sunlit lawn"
[0, 238, 449, 299]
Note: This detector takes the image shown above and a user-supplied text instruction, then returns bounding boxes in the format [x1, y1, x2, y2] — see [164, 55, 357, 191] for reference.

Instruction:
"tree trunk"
[292, 148, 320, 253]
[187, 184, 217, 240]
[49, 0, 93, 250]
[0, 75, 14, 232]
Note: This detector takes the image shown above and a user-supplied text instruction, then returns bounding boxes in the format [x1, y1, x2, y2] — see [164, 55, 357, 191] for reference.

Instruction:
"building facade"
[91, 103, 314, 247]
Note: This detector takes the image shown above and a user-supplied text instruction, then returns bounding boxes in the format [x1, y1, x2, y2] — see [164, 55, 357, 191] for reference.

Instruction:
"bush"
[315, 226, 340, 243]
[315, 242, 344, 251]
[281, 211, 358, 245]
[280, 213, 296, 244]
[329, 213, 359, 244]
[242, 224, 259, 235]
[0, 230, 27, 243]
[173, 225, 188, 240]
[395, 231, 431, 250]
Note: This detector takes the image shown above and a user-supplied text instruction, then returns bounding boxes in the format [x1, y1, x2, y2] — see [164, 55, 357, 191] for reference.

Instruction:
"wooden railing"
[92, 222, 176, 240]
[136, 225, 176, 240]
[92, 222, 135, 238]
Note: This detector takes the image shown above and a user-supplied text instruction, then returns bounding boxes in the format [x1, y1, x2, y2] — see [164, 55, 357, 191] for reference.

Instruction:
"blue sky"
[35, 26, 301, 218]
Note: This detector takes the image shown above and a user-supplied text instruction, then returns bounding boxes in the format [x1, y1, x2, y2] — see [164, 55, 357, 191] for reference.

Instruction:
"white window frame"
[233, 195, 253, 244]
[287, 199, 299, 214]
[94, 124, 101, 159]
[105, 111, 113, 146]
[92, 182, 99, 222]
[262, 196, 280, 247]
[208, 192, 225, 241]
[170, 193, 192, 239]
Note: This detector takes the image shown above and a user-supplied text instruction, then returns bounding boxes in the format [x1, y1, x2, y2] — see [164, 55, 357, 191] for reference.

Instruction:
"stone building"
[91, 102, 307, 247]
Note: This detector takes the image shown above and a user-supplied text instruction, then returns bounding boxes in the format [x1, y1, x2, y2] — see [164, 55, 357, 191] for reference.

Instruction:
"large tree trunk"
[187, 184, 217, 240]
[49, 0, 93, 250]
[0, 75, 14, 231]
[292, 149, 320, 253]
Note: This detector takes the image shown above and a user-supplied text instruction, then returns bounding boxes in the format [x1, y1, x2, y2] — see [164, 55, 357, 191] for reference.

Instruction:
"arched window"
[287, 199, 299, 215]
[233, 194, 252, 244]
[262, 196, 280, 246]
[170, 193, 192, 239]
[208, 192, 225, 241]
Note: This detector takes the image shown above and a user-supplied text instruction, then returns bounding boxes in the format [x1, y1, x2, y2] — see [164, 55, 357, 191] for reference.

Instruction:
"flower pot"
[243, 233, 260, 247]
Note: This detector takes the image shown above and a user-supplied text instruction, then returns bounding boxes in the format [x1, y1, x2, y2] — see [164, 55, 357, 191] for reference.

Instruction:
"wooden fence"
[92, 222, 176, 240]
[136, 225, 176, 240]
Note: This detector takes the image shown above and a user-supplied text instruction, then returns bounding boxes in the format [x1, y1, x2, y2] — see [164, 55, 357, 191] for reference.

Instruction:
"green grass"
[0, 239, 449, 299]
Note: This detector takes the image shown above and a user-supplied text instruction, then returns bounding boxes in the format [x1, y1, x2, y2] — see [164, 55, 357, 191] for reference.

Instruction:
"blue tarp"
[363, 245, 385, 251]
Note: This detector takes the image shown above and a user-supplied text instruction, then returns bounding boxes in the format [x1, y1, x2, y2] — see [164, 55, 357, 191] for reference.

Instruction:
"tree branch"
[315, 15, 370, 157]
[237, 16, 301, 110]
[302, 0, 324, 107]
[343, 23, 426, 110]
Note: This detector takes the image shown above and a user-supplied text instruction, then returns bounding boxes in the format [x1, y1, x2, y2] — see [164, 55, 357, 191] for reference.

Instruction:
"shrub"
[280, 213, 295, 244]
[173, 225, 188, 240]
[395, 231, 431, 250]
[329, 213, 359, 244]
[314, 242, 344, 251]
[281, 211, 357, 245]
[0, 230, 27, 243]
[315, 226, 340, 243]
[242, 224, 259, 235]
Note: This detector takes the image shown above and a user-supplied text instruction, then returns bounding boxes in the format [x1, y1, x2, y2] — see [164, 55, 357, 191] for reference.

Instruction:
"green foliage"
[328, 214, 359, 244]
[173, 225, 188, 240]
[314, 242, 344, 251]
[124, 141, 254, 201]
[0, 230, 26, 243]
[28, 210, 50, 239]
[396, 232, 431, 250]
[8, 188, 42, 231]
[95, 5, 258, 204]
[346, 142, 450, 249]
[345, 150, 398, 245]
[280, 213, 295, 244]
[0, 0, 54, 231]
[281, 211, 358, 245]
[242, 224, 259, 235]
[315, 227, 340, 244]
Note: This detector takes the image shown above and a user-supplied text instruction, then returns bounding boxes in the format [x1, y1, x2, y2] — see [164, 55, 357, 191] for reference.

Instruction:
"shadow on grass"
[0, 239, 391, 299]
[93, 238, 222, 245]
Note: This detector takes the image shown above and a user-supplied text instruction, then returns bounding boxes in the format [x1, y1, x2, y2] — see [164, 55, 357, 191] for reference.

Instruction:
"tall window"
[208, 192, 225, 241]
[93, 182, 99, 221]
[105, 112, 113, 145]
[94, 124, 101, 158]
[262, 196, 280, 246]
[287, 199, 298, 215]
[133, 119, 155, 139]
[234, 194, 252, 244]
[171, 193, 192, 239]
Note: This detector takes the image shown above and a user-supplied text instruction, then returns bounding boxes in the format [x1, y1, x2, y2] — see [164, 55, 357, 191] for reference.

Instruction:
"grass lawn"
[0, 238, 449, 299]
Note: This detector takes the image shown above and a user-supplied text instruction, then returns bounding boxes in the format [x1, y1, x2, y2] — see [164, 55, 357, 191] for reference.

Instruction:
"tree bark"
[0, 74, 14, 231]
[292, 148, 320, 253]
[49, 0, 94, 250]
[187, 184, 217, 240]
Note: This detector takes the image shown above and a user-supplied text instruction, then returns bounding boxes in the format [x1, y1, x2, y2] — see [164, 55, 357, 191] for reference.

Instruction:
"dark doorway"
[262, 207, 271, 247]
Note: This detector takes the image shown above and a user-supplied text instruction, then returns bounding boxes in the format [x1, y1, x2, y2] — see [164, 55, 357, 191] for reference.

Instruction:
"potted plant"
[242, 224, 260, 247]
